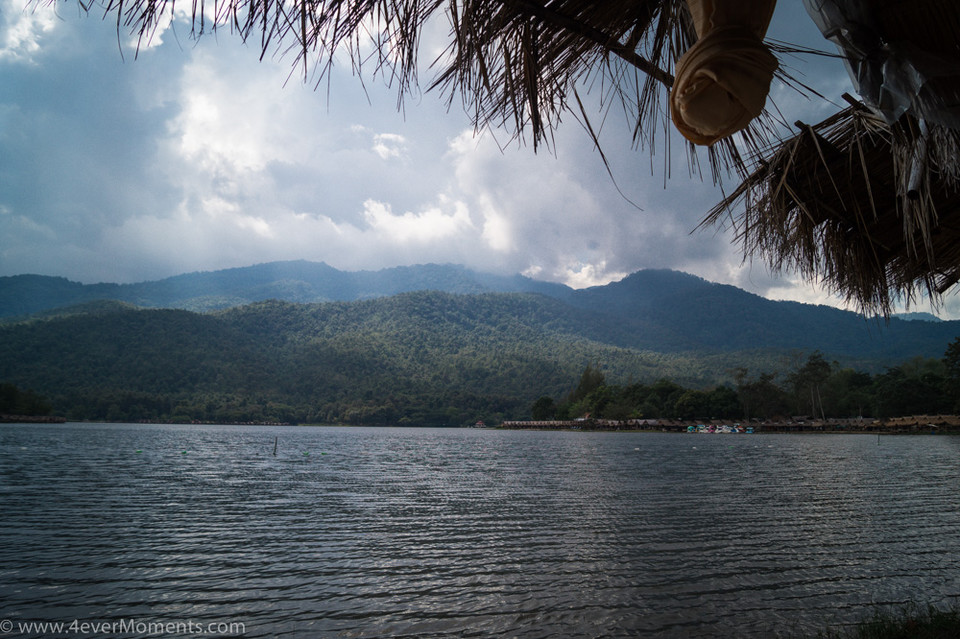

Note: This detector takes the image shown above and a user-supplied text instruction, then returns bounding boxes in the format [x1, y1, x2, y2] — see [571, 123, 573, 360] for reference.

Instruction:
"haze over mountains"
[0, 261, 568, 316]
[2, 260, 957, 363]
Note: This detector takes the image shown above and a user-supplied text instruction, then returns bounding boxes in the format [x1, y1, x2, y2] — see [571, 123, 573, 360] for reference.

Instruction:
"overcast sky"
[2, 1, 954, 316]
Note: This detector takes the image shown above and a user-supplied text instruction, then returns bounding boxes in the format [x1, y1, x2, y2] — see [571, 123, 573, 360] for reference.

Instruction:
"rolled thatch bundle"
[431, 0, 781, 173]
[670, 0, 778, 146]
[701, 96, 960, 315]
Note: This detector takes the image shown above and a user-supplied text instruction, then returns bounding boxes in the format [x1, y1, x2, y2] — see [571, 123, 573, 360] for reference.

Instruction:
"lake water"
[1, 423, 959, 638]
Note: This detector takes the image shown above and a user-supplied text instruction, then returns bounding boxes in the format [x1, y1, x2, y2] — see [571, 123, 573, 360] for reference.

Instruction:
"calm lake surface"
[1, 423, 959, 638]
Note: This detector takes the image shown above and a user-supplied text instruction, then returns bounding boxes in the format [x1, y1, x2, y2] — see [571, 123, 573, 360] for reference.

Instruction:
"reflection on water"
[1, 424, 959, 637]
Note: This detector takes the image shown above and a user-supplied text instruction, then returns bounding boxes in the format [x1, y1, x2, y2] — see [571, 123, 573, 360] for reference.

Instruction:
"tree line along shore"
[0, 414, 66, 424]
[525, 344, 960, 430]
[4, 337, 960, 427]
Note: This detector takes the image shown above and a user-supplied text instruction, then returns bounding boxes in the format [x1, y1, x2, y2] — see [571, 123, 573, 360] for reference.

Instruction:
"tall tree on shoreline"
[787, 351, 832, 420]
[942, 337, 960, 411]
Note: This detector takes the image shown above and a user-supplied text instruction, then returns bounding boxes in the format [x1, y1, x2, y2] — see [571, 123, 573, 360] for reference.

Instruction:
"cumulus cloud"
[0, 0, 57, 63]
[359, 198, 473, 245]
[371, 133, 408, 160]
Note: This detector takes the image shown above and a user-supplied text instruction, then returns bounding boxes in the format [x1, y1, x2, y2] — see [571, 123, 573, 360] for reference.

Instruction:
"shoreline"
[500, 415, 960, 434]
[0, 414, 67, 424]
[4, 416, 959, 433]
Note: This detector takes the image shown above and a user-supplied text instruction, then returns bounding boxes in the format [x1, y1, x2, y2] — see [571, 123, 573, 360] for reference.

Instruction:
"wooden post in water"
[273, 436, 278, 456]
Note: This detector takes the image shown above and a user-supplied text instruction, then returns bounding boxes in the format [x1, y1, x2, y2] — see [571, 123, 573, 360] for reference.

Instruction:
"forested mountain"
[3, 262, 960, 425]
[565, 270, 959, 360]
[0, 292, 759, 424]
[3, 261, 959, 360]
[1, 286, 959, 425]
[0, 261, 569, 317]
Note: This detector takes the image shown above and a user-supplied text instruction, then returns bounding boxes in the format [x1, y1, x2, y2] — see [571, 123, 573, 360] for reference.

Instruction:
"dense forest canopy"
[0, 383, 52, 417]
[2, 292, 959, 425]
[540, 351, 960, 423]
[7, 266, 960, 361]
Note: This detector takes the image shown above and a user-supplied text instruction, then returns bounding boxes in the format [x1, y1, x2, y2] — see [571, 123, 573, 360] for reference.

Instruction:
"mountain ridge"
[2, 287, 957, 425]
[2, 261, 958, 361]
[0, 261, 573, 316]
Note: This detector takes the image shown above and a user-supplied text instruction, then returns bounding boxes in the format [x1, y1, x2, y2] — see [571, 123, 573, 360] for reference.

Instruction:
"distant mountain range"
[0, 261, 569, 317]
[2, 260, 958, 363]
[4, 261, 960, 424]
[892, 312, 942, 322]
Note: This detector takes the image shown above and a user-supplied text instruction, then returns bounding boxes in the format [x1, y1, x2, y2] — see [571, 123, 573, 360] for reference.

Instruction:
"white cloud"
[203, 197, 274, 238]
[0, 207, 56, 241]
[123, 7, 177, 52]
[0, 0, 57, 63]
[477, 196, 513, 253]
[562, 262, 629, 289]
[167, 47, 319, 175]
[372, 133, 408, 160]
[361, 198, 474, 243]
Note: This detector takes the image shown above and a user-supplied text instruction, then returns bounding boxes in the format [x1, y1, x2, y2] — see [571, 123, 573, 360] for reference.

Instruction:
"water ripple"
[2, 424, 960, 638]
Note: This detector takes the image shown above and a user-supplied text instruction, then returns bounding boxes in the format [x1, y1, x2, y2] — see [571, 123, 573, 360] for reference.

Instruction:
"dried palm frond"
[699, 0, 960, 315]
[51, 0, 802, 178]
[701, 98, 960, 316]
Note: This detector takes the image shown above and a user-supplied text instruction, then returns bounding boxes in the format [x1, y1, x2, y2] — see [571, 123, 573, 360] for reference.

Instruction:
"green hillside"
[566, 270, 960, 359]
[0, 261, 569, 316]
[0, 292, 793, 425]
[4, 265, 960, 425]
[5, 263, 958, 363]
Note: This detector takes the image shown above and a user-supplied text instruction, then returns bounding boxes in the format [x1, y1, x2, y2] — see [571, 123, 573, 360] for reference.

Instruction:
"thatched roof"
[79, 0, 797, 175]
[701, 0, 960, 314]
[701, 98, 960, 315]
[63, 0, 960, 313]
